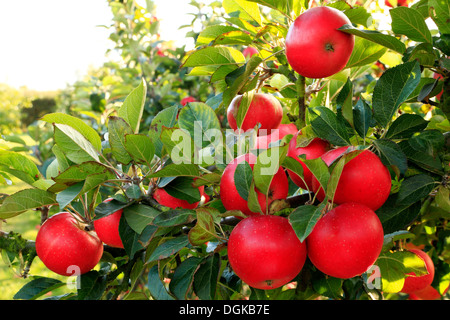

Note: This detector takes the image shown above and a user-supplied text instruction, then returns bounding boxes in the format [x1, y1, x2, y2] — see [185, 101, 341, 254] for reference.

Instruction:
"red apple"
[93, 198, 124, 249]
[220, 153, 289, 216]
[401, 249, 435, 294]
[285, 6, 355, 79]
[306, 202, 384, 279]
[180, 96, 197, 106]
[254, 123, 298, 149]
[242, 46, 258, 58]
[227, 215, 307, 289]
[153, 185, 207, 210]
[385, 0, 409, 7]
[434, 73, 444, 101]
[286, 131, 330, 190]
[35, 212, 104, 276]
[408, 285, 441, 300]
[227, 93, 283, 135]
[312, 148, 392, 211]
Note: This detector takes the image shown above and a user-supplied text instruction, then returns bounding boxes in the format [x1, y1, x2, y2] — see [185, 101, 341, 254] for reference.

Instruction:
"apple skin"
[93, 198, 124, 249]
[220, 153, 289, 216]
[286, 131, 330, 190]
[255, 123, 298, 149]
[35, 212, 104, 276]
[227, 93, 283, 135]
[385, 0, 409, 7]
[153, 185, 207, 210]
[306, 202, 384, 279]
[433, 73, 443, 101]
[180, 96, 197, 106]
[401, 249, 435, 294]
[408, 285, 441, 300]
[312, 148, 392, 211]
[227, 215, 307, 290]
[242, 46, 258, 58]
[285, 6, 355, 79]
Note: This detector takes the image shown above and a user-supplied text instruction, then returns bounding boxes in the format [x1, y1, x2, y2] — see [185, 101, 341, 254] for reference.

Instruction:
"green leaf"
[309, 107, 351, 146]
[234, 160, 253, 201]
[160, 127, 195, 164]
[119, 214, 144, 259]
[118, 78, 147, 133]
[182, 46, 246, 68]
[188, 208, 218, 246]
[147, 265, 174, 300]
[346, 37, 387, 69]
[13, 277, 64, 300]
[312, 275, 343, 300]
[178, 102, 222, 149]
[164, 177, 201, 204]
[373, 139, 408, 176]
[352, 98, 374, 139]
[108, 116, 134, 165]
[376, 194, 421, 234]
[336, 78, 354, 128]
[56, 181, 84, 210]
[399, 140, 444, 175]
[53, 124, 100, 164]
[223, 0, 262, 26]
[222, 55, 263, 109]
[372, 61, 421, 128]
[169, 256, 203, 300]
[148, 163, 200, 179]
[429, 0, 450, 34]
[253, 145, 289, 196]
[390, 6, 432, 44]
[302, 157, 330, 196]
[196, 25, 242, 46]
[0, 150, 40, 185]
[435, 185, 450, 213]
[384, 114, 429, 140]
[123, 204, 161, 234]
[338, 24, 406, 54]
[194, 254, 221, 300]
[246, 0, 304, 17]
[152, 209, 196, 228]
[41, 113, 102, 151]
[376, 250, 428, 293]
[77, 271, 107, 300]
[124, 134, 155, 166]
[397, 174, 436, 205]
[289, 204, 324, 242]
[0, 189, 57, 219]
[148, 106, 178, 157]
[146, 235, 190, 263]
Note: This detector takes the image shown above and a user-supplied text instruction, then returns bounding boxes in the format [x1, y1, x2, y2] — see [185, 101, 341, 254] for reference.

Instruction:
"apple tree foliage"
[0, 0, 449, 300]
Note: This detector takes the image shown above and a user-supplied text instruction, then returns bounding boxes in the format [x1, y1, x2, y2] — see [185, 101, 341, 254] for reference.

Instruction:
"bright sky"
[0, 0, 197, 92]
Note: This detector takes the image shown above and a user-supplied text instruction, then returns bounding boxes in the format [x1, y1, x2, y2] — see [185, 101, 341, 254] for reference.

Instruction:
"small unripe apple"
[36, 212, 104, 276]
[227, 215, 307, 289]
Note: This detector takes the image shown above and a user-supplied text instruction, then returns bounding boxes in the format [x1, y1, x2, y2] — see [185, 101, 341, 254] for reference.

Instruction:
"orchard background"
[0, 0, 449, 301]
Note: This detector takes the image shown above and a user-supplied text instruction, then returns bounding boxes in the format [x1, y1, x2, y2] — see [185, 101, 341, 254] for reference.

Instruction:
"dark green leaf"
[373, 139, 408, 176]
[234, 160, 253, 201]
[169, 256, 203, 299]
[397, 174, 436, 205]
[309, 107, 351, 146]
[194, 254, 221, 300]
[146, 235, 190, 263]
[147, 265, 174, 300]
[164, 177, 201, 204]
[289, 204, 324, 242]
[77, 271, 107, 300]
[372, 61, 421, 128]
[13, 277, 64, 300]
[353, 98, 374, 138]
[376, 194, 421, 234]
[384, 114, 429, 140]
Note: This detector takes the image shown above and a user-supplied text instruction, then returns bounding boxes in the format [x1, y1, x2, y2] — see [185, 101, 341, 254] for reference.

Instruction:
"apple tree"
[0, 0, 449, 301]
